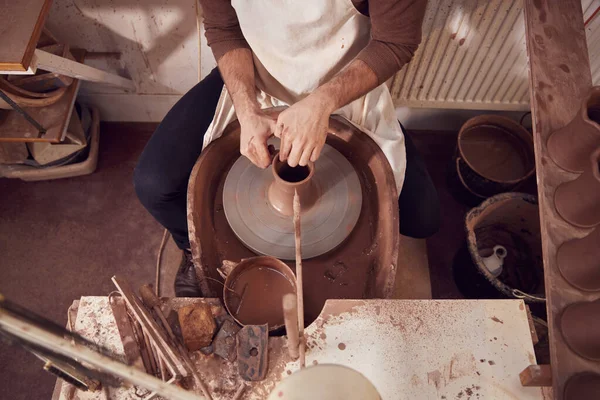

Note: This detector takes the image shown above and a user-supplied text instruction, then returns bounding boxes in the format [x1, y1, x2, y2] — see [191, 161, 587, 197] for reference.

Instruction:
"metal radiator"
[390, 0, 600, 111]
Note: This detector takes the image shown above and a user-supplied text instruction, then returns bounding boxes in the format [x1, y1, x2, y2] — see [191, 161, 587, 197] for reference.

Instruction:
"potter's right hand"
[239, 109, 277, 169]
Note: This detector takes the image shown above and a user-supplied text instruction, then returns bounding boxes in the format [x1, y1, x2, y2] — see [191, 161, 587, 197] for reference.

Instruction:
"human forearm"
[275, 60, 378, 167]
[218, 48, 261, 119]
[309, 59, 379, 115]
[218, 48, 275, 168]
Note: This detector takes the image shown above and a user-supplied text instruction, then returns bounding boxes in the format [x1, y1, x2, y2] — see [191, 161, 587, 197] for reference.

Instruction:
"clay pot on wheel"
[560, 300, 600, 361]
[222, 256, 297, 334]
[268, 154, 318, 216]
[557, 226, 600, 291]
[548, 86, 600, 173]
[564, 373, 600, 400]
[554, 147, 600, 228]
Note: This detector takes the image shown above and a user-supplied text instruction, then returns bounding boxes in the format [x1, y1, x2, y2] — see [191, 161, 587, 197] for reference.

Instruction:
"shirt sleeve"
[199, 0, 250, 62]
[356, 0, 427, 84]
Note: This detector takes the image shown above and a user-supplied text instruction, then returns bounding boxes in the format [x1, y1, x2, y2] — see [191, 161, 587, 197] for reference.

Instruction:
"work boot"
[174, 250, 202, 297]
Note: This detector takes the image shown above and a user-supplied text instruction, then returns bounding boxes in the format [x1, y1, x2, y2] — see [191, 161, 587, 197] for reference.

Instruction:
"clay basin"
[564, 373, 600, 400]
[187, 108, 399, 325]
[560, 300, 600, 361]
[223, 256, 296, 332]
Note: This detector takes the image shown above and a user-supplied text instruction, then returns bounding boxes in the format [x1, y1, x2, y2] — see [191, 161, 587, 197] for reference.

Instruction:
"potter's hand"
[239, 109, 277, 169]
[275, 94, 334, 167]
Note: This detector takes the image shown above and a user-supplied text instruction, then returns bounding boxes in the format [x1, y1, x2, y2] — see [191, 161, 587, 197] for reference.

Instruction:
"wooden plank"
[520, 365, 553, 387]
[0, 0, 52, 71]
[34, 48, 135, 91]
[523, 1, 600, 399]
[0, 50, 84, 143]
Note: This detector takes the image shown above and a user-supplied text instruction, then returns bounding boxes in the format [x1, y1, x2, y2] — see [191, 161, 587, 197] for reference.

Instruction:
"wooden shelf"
[524, 1, 600, 398]
[0, 50, 85, 143]
[0, 0, 52, 72]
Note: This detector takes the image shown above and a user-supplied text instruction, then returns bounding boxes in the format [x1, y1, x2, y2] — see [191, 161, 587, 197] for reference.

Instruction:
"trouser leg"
[133, 68, 224, 249]
[398, 127, 441, 238]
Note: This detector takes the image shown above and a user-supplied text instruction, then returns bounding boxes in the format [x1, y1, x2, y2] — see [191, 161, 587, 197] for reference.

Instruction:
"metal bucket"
[221, 256, 297, 334]
[453, 193, 546, 315]
[453, 115, 535, 199]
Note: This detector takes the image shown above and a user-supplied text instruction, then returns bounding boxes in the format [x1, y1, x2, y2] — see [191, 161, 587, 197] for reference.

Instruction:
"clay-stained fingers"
[286, 141, 304, 167]
[279, 127, 292, 162]
[254, 138, 272, 169]
[310, 136, 326, 162]
[242, 137, 261, 168]
[299, 146, 314, 167]
[274, 121, 284, 138]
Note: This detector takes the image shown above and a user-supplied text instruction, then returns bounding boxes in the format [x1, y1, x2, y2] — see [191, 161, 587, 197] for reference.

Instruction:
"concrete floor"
[0, 124, 462, 400]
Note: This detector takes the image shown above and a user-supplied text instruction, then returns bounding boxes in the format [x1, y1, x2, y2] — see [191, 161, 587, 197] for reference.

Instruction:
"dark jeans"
[134, 68, 440, 250]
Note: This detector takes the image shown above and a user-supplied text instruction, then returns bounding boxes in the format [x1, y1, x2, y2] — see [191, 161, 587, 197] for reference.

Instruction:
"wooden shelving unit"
[524, 0, 600, 398]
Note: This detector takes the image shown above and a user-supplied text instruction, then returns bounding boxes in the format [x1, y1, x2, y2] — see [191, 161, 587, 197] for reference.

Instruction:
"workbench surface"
[53, 298, 546, 400]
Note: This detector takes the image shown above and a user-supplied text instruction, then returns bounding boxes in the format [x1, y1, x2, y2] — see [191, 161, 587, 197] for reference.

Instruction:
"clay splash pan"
[187, 109, 399, 325]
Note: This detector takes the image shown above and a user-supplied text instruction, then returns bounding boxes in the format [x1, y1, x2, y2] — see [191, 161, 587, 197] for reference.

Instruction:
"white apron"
[203, 0, 406, 193]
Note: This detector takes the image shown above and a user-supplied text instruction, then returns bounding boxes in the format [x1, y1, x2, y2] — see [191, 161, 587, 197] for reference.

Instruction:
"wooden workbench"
[53, 297, 545, 400]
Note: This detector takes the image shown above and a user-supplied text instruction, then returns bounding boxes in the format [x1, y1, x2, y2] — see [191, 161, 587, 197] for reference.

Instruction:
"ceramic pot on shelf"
[564, 373, 600, 400]
[267, 154, 318, 216]
[554, 147, 600, 228]
[560, 299, 600, 361]
[547, 86, 600, 173]
[557, 226, 600, 292]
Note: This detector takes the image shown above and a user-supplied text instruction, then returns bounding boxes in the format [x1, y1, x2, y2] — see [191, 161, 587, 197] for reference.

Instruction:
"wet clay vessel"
[564, 373, 600, 400]
[557, 226, 600, 292]
[554, 147, 600, 228]
[187, 109, 399, 326]
[548, 86, 600, 173]
[223, 256, 296, 332]
[222, 139, 362, 260]
[560, 299, 600, 361]
[267, 155, 317, 216]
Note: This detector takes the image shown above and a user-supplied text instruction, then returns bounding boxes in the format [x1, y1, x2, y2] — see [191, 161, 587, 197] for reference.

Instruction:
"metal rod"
[0, 310, 205, 400]
[0, 89, 46, 133]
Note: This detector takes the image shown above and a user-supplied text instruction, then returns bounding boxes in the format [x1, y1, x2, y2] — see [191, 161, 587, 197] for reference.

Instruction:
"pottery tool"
[293, 190, 306, 368]
[0, 295, 202, 400]
[237, 324, 269, 381]
[282, 293, 300, 360]
[232, 383, 247, 400]
[139, 284, 214, 400]
[112, 276, 188, 378]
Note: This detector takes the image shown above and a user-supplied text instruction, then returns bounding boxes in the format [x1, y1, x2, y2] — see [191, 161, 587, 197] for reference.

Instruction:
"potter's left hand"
[275, 94, 334, 167]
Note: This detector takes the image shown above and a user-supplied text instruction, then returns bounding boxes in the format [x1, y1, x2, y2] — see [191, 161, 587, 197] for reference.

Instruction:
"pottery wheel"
[223, 144, 362, 260]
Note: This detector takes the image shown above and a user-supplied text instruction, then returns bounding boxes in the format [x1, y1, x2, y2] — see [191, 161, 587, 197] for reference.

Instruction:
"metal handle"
[511, 289, 545, 302]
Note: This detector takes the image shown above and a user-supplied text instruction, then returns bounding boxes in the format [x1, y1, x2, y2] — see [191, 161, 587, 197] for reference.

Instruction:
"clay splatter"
[491, 317, 504, 324]
[488, 360, 495, 366]
[338, 343, 346, 350]
[427, 370, 442, 390]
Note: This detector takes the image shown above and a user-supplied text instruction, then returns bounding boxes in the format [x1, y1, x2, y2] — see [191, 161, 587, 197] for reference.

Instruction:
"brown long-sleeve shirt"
[200, 0, 427, 84]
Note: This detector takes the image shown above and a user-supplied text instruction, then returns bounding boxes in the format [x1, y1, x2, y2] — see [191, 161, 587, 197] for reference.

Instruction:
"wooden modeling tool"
[282, 293, 300, 360]
[138, 284, 214, 400]
[293, 190, 306, 368]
